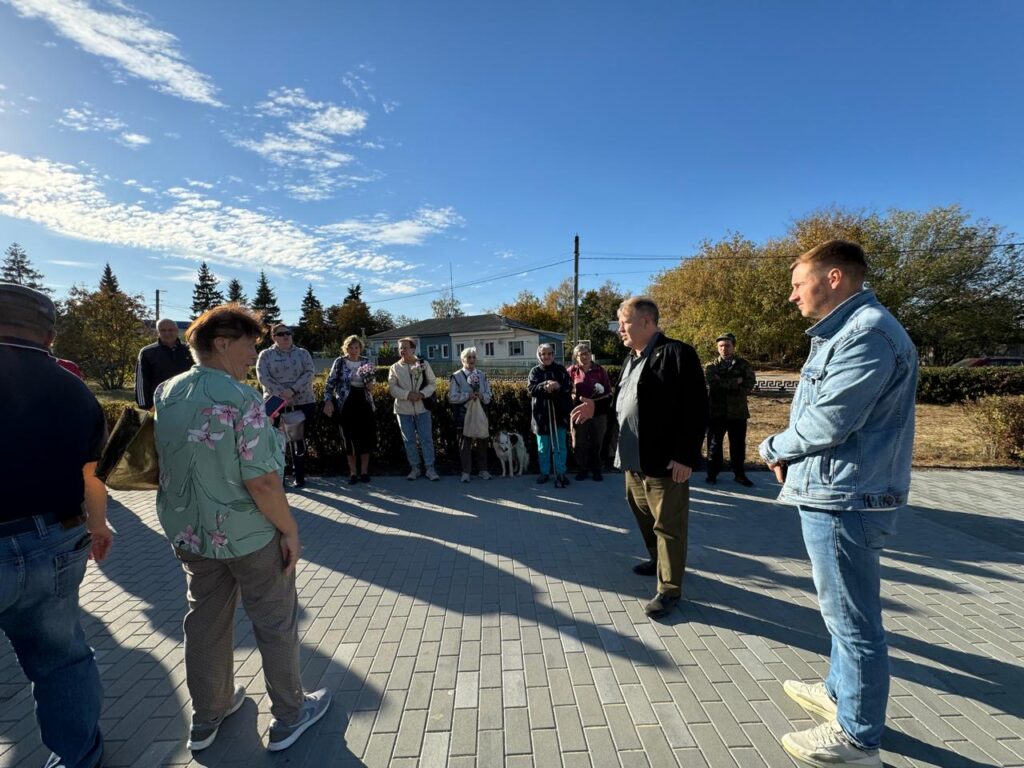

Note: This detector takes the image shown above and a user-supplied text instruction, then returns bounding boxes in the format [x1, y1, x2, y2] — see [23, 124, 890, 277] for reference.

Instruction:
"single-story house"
[367, 314, 565, 367]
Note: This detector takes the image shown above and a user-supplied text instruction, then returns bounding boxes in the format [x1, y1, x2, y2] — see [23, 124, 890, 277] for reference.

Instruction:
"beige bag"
[280, 408, 306, 441]
[463, 398, 489, 439]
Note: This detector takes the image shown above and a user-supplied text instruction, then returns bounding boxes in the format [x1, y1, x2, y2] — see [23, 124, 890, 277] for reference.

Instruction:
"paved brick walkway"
[2, 469, 1022, 767]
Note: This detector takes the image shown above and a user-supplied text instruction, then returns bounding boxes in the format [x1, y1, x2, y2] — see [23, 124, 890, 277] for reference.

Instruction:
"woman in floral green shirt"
[153, 305, 330, 753]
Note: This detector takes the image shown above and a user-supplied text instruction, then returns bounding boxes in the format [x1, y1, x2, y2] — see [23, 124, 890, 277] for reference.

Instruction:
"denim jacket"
[758, 289, 918, 510]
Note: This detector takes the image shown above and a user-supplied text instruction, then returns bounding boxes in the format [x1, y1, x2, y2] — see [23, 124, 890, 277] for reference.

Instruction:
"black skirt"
[339, 389, 376, 456]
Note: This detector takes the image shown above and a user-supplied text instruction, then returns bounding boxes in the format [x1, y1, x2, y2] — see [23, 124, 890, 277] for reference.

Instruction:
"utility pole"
[155, 289, 164, 320]
[449, 262, 455, 318]
[572, 233, 580, 347]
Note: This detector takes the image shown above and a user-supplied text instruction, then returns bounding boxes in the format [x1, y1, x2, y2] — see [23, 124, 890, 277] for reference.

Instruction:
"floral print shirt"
[256, 345, 316, 405]
[154, 366, 284, 559]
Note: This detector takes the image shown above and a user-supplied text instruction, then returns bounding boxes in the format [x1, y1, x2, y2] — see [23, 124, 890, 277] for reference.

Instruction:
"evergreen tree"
[296, 284, 326, 350]
[2, 242, 50, 293]
[190, 261, 224, 318]
[99, 263, 121, 294]
[344, 283, 363, 303]
[226, 278, 247, 305]
[250, 270, 281, 325]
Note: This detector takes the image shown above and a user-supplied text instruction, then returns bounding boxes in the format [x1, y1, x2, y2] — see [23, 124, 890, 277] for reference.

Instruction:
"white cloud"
[367, 276, 432, 295]
[321, 207, 464, 247]
[48, 258, 95, 267]
[3, 0, 220, 106]
[0, 83, 6, 90]
[186, 178, 213, 189]
[58, 105, 125, 132]
[0, 151, 461, 282]
[232, 87, 371, 201]
[117, 131, 150, 147]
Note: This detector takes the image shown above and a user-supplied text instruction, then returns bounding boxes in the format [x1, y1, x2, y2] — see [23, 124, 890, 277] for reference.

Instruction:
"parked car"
[951, 357, 1024, 367]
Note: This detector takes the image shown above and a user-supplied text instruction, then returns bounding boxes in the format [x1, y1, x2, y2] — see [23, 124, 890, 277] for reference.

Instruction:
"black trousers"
[273, 403, 317, 481]
[707, 417, 748, 478]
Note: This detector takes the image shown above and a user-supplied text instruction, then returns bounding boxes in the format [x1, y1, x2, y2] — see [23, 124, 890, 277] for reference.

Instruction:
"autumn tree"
[2, 243, 50, 292]
[497, 290, 560, 332]
[54, 285, 150, 389]
[431, 290, 464, 318]
[190, 261, 224, 318]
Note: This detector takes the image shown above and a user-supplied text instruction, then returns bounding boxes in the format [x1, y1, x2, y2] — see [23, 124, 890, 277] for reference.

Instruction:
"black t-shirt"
[0, 340, 107, 524]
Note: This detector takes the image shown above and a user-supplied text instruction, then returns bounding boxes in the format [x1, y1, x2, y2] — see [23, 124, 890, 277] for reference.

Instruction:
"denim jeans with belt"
[0, 519, 103, 768]
[397, 411, 435, 471]
[800, 506, 897, 751]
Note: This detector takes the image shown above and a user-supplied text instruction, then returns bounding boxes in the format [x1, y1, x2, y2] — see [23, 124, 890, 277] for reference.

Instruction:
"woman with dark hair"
[153, 304, 329, 753]
[323, 335, 377, 484]
[256, 323, 316, 488]
[527, 342, 572, 488]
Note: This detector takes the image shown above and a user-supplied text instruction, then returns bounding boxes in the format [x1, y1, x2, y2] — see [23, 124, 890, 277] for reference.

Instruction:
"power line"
[582, 241, 1024, 262]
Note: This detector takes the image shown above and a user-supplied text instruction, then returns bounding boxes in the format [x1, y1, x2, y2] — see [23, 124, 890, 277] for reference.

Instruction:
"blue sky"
[1, 1, 1021, 323]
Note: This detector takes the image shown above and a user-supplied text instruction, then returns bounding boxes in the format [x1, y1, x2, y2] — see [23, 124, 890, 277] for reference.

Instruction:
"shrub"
[969, 396, 1024, 464]
[916, 367, 1024, 405]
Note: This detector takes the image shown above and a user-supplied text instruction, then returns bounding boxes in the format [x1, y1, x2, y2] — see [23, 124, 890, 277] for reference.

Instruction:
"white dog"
[493, 431, 529, 477]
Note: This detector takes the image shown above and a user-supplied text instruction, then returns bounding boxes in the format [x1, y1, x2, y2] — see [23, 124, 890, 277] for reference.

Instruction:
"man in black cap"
[705, 332, 757, 487]
[135, 317, 191, 409]
[0, 281, 113, 768]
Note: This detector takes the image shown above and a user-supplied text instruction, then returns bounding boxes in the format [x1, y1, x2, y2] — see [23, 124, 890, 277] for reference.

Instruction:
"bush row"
[917, 367, 1024, 405]
[969, 396, 1024, 465]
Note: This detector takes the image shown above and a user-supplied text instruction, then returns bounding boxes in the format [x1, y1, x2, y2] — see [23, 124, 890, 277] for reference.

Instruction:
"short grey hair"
[536, 342, 555, 361]
[617, 296, 659, 325]
[156, 317, 178, 330]
[573, 342, 592, 359]
[460, 346, 477, 363]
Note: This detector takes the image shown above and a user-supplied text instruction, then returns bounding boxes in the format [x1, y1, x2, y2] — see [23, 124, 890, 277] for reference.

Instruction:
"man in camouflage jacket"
[705, 332, 757, 487]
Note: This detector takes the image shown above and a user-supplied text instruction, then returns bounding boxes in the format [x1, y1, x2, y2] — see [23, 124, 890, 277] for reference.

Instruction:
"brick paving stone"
[2, 472, 1022, 767]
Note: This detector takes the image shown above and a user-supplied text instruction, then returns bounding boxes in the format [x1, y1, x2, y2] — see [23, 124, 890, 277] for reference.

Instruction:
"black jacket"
[527, 362, 572, 435]
[613, 332, 709, 477]
[135, 339, 192, 408]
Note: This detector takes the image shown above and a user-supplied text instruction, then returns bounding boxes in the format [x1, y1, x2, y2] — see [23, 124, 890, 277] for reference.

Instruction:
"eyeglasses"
[274, 332, 292, 337]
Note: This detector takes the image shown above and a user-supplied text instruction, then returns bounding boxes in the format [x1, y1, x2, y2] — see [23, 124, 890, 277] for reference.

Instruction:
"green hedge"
[917, 367, 1024, 405]
[100, 379, 546, 476]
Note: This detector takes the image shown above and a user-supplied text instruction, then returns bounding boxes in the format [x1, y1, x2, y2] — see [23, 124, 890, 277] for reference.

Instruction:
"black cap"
[0, 282, 56, 333]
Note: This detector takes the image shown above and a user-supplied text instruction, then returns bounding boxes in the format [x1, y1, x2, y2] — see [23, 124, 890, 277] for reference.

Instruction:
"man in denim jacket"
[759, 240, 917, 768]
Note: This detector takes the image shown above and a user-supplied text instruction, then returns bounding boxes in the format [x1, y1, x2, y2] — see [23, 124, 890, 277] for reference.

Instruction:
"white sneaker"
[784, 679, 838, 720]
[407, 468, 421, 480]
[461, 472, 470, 483]
[781, 720, 881, 767]
[425, 468, 440, 481]
[479, 471, 491, 480]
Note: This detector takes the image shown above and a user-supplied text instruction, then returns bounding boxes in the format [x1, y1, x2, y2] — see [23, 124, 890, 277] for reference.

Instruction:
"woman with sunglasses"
[256, 324, 316, 488]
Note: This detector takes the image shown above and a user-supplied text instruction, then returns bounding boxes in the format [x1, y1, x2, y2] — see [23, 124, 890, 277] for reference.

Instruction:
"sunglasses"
[274, 331, 292, 337]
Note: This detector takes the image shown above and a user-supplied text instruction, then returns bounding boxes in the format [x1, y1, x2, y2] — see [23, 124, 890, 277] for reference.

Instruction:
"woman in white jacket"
[387, 337, 439, 480]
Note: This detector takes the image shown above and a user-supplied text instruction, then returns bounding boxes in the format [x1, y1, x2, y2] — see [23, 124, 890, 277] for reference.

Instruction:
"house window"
[484, 342, 495, 356]
[442, 344, 450, 359]
[509, 340, 525, 357]
[427, 344, 439, 359]
[456, 343, 465, 356]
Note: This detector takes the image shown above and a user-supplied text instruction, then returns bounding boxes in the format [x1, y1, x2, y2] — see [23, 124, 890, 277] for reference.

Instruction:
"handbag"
[95, 406, 159, 490]
[418, 360, 438, 412]
[463, 398, 490, 439]
[280, 408, 306, 441]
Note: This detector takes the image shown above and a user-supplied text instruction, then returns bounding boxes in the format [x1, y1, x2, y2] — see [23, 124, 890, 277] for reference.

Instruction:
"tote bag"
[463, 398, 490, 439]
[95, 406, 160, 490]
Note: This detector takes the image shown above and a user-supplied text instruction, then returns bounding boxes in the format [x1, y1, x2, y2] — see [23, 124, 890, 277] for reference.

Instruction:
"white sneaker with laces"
[425, 468, 440, 481]
[784, 679, 838, 719]
[407, 468, 421, 480]
[781, 720, 881, 767]
[461, 472, 470, 483]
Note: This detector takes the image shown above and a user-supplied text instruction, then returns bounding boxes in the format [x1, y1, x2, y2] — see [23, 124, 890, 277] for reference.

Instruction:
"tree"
[497, 290, 559, 332]
[578, 281, 628, 359]
[54, 285, 150, 389]
[344, 283, 363, 303]
[2, 242, 50, 293]
[327, 299, 373, 343]
[226, 278, 247, 305]
[394, 314, 419, 328]
[99, 263, 120, 294]
[371, 308, 395, 333]
[430, 290, 464, 319]
[541, 278, 575, 334]
[296, 284, 326, 351]
[190, 261, 224, 318]
[250, 270, 281, 326]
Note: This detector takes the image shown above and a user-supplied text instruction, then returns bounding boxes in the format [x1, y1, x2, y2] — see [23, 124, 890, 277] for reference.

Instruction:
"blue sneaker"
[188, 685, 246, 751]
[267, 688, 332, 752]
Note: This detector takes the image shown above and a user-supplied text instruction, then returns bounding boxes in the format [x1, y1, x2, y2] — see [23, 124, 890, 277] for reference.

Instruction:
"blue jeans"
[537, 428, 567, 475]
[0, 519, 103, 768]
[397, 411, 435, 471]
[800, 506, 897, 751]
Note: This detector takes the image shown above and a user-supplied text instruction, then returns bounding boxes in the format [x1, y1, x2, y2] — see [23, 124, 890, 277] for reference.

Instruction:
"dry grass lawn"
[747, 397, 1003, 469]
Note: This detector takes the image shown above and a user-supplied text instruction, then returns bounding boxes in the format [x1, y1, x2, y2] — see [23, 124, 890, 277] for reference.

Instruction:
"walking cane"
[547, 397, 565, 487]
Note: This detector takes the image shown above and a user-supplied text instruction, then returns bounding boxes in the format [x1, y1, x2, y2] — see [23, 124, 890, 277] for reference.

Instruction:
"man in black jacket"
[135, 318, 192, 409]
[572, 297, 708, 619]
